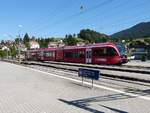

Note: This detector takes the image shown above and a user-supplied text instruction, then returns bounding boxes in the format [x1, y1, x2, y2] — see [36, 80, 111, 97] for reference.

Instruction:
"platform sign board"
[78, 68, 100, 87]
[78, 68, 100, 80]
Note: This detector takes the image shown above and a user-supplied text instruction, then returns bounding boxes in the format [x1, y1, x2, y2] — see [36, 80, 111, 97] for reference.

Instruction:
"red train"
[25, 42, 128, 65]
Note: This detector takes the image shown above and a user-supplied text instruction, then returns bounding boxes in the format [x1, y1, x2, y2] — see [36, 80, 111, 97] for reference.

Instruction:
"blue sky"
[0, 0, 150, 40]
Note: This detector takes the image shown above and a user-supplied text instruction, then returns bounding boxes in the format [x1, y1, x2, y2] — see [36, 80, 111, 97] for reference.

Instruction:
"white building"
[2, 46, 9, 51]
[29, 41, 40, 49]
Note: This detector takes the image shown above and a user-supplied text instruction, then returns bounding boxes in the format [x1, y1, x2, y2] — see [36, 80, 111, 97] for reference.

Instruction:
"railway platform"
[0, 61, 150, 113]
[124, 60, 150, 68]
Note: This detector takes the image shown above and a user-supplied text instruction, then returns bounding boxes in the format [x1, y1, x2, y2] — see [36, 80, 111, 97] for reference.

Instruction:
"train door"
[40, 51, 44, 61]
[86, 48, 92, 63]
[26, 51, 30, 60]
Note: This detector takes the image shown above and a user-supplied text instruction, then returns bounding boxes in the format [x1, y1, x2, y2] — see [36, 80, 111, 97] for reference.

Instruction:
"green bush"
[141, 55, 146, 62]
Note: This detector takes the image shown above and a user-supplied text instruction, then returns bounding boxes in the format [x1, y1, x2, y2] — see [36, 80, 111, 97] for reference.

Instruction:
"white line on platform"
[11, 63, 150, 101]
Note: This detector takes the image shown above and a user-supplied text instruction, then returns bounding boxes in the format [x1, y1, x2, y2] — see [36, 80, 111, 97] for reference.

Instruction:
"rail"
[1, 59, 150, 83]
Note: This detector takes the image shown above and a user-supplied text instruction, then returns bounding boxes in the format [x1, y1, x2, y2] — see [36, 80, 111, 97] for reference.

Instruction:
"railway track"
[21, 60, 150, 83]
[43, 61, 150, 74]
[2, 59, 150, 83]
[25, 64, 150, 94]
[2, 59, 150, 96]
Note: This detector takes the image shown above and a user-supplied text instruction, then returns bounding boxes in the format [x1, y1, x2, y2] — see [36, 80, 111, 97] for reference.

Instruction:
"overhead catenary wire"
[52, 0, 150, 35]
[39, 0, 129, 36]
[27, 0, 150, 37]
[32, 0, 115, 36]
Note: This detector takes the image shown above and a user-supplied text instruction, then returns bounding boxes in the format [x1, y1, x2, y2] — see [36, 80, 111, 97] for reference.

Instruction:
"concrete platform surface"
[124, 60, 150, 68]
[0, 61, 150, 113]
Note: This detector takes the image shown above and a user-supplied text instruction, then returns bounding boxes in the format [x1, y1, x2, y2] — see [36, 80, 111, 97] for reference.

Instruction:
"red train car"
[26, 42, 127, 65]
[40, 48, 56, 61]
[63, 42, 122, 65]
[55, 47, 64, 62]
[63, 46, 86, 63]
[91, 43, 121, 65]
[26, 49, 40, 61]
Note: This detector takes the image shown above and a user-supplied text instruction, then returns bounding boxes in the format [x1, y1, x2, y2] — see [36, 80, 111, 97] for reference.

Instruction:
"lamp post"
[18, 25, 23, 63]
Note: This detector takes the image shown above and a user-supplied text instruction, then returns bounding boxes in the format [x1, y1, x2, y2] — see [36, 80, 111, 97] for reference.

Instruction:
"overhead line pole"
[18, 25, 23, 63]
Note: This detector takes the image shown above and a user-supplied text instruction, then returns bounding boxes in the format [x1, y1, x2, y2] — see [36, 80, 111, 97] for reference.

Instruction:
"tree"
[129, 40, 146, 47]
[23, 33, 30, 43]
[0, 50, 7, 58]
[31, 36, 36, 41]
[63, 34, 79, 46]
[1, 40, 5, 45]
[23, 33, 30, 49]
[10, 45, 17, 58]
[144, 38, 150, 44]
[73, 33, 76, 37]
[15, 38, 22, 44]
[78, 29, 109, 43]
[38, 38, 48, 48]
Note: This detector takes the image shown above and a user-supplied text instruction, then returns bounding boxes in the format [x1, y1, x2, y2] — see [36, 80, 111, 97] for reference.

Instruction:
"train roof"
[40, 47, 57, 51]
[63, 42, 116, 49]
[28, 42, 117, 51]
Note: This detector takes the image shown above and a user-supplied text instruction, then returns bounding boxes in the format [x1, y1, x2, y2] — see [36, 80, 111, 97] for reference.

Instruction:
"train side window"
[74, 51, 78, 58]
[44, 52, 50, 57]
[65, 52, 73, 58]
[78, 51, 84, 58]
[107, 48, 118, 56]
[47, 52, 50, 57]
[93, 48, 107, 57]
[50, 52, 53, 57]
[52, 51, 55, 57]
[65, 51, 85, 58]
[49, 52, 52, 57]
[43, 52, 45, 56]
[40, 51, 43, 57]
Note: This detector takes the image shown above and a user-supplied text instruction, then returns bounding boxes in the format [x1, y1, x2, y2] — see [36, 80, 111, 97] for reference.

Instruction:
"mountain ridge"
[111, 22, 150, 38]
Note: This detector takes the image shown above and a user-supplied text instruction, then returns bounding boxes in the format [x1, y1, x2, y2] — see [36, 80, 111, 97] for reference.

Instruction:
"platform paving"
[0, 61, 150, 113]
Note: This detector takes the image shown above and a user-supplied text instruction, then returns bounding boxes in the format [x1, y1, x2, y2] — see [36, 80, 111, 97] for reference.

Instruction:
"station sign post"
[78, 68, 100, 87]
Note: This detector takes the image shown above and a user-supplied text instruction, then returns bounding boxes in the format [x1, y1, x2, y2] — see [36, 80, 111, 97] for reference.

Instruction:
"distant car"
[130, 55, 135, 60]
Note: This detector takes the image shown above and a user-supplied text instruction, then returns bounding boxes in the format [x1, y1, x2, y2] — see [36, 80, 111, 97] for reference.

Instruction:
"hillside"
[111, 22, 150, 38]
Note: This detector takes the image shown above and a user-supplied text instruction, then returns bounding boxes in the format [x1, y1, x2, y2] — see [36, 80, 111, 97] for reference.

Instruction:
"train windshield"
[116, 44, 127, 55]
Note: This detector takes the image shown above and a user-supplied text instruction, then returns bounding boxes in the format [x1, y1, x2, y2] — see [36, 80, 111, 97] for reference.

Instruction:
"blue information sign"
[78, 68, 100, 80]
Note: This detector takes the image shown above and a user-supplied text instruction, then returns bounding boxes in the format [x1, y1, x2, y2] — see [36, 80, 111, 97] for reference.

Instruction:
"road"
[0, 61, 150, 113]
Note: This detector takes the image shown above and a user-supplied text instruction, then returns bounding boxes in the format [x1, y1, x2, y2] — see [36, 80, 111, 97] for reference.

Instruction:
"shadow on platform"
[59, 93, 131, 113]
[125, 88, 150, 96]
[99, 104, 128, 113]
[59, 98, 104, 113]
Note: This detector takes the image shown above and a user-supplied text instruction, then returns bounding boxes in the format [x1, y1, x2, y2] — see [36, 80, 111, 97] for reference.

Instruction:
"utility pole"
[18, 25, 23, 63]
[18, 34, 21, 63]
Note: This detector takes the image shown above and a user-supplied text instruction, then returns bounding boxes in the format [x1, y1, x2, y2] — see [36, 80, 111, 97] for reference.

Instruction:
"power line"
[28, 0, 149, 37]
[32, 0, 115, 36]
[60, 0, 150, 35]
[40, 0, 124, 36]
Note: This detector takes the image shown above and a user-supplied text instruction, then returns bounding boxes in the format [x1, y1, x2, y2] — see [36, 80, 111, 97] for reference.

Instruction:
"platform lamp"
[18, 25, 23, 63]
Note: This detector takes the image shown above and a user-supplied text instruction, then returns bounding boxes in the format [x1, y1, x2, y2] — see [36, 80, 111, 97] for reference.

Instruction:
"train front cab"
[91, 46, 122, 65]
